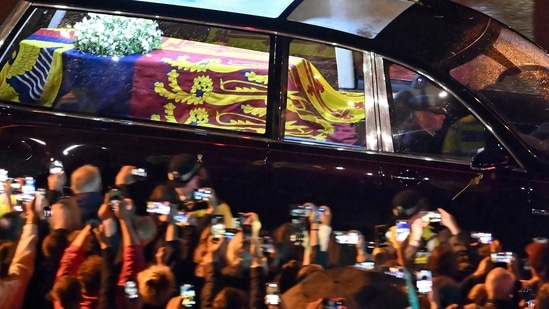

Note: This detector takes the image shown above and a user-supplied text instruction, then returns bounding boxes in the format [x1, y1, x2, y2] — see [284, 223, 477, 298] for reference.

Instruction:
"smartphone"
[193, 188, 212, 201]
[174, 211, 188, 225]
[13, 198, 24, 212]
[107, 188, 122, 211]
[242, 224, 252, 238]
[262, 235, 275, 253]
[146, 201, 171, 215]
[211, 215, 225, 239]
[375, 224, 388, 247]
[355, 261, 375, 270]
[471, 231, 493, 244]
[322, 298, 344, 308]
[419, 211, 442, 223]
[49, 160, 64, 174]
[180, 284, 196, 307]
[415, 269, 433, 294]
[21, 176, 36, 201]
[233, 217, 242, 229]
[10, 178, 21, 190]
[124, 280, 139, 299]
[131, 167, 147, 179]
[265, 282, 280, 305]
[334, 231, 359, 245]
[224, 229, 236, 240]
[395, 220, 410, 242]
[381, 266, 405, 279]
[491, 251, 514, 263]
[290, 204, 311, 218]
[317, 207, 325, 217]
[43, 205, 52, 217]
[0, 169, 7, 193]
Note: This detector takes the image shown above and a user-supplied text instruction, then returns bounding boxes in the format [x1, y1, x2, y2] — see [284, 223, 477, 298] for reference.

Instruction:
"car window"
[387, 63, 486, 160]
[283, 39, 366, 148]
[0, 8, 270, 134]
[449, 27, 549, 161]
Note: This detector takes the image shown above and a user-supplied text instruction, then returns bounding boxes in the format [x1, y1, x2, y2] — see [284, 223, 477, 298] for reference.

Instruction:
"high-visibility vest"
[387, 224, 439, 264]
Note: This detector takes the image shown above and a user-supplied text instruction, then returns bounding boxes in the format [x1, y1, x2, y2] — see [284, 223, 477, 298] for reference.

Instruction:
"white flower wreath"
[73, 14, 163, 57]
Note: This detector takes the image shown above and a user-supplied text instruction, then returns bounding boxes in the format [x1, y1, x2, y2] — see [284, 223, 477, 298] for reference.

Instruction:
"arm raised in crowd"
[55, 221, 95, 279]
[199, 233, 228, 309]
[47, 172, 66, 205]
[307, 204, 332, 268]
[400, 217, 429, 268]
[2, 180, 13, 211]
[0, 197, 39, 309]
[94, 224, 117, 309]
[114, 198, 146, 308]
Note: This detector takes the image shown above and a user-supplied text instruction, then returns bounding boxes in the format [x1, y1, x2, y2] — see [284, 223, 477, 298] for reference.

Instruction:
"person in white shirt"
[0, 196, 38, 309]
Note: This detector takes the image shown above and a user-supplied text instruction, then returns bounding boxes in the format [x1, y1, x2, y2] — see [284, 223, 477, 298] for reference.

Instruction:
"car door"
[264, 38, 389, 237]
[376, 59, 534, 252]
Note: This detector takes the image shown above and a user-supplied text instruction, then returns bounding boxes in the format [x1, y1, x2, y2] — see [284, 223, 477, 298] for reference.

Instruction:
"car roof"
[30, 0, 494, 73]
[137, 0, 415, 39]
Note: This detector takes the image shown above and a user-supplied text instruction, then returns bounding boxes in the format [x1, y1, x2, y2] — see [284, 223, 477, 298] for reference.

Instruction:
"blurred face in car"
[415, 110, 446, 135]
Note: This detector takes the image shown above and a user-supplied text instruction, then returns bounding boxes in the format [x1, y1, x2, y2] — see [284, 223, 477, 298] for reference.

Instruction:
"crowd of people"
[0, 153, 549, 309]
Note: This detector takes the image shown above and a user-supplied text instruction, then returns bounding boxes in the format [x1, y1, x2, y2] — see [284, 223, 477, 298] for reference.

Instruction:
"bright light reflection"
[366, 172, 373, 176]
[29, 138, 46, 145]
[112, 56, 120, 62]
[336, 166, 344, 170]
[62, 144, 83, 155]
[438, 91, 448, 98]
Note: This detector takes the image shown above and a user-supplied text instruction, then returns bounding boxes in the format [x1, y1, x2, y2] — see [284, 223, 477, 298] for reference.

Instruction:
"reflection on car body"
[1, 0, 549, 253]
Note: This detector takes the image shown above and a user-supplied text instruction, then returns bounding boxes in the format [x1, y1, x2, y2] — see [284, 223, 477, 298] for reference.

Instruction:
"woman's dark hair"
[213, 287, 247, 309]
[278, 260, 301, 294]
[149, 184, 181, 206]
[49, 275, 82, 309]
[433, 276, 462, 308]
[427, 245, 460, 280]
[0, 212, 24, 241]
[77, 255, 103, 295]
[0, 240, 15, 277]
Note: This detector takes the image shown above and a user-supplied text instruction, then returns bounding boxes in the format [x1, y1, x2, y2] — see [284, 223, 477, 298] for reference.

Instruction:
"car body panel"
[1, 0, 549, 253]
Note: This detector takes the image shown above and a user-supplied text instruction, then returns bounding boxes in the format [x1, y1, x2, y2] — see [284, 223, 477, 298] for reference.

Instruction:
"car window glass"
[449, 27, 549, 161]
[0, 8, 270, 135]
[388, 63, 486, 160]
[283, 39, 366, 148]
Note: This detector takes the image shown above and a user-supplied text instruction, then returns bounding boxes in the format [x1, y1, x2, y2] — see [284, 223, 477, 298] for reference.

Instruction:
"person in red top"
[53, 221, 100, 309]
[112, 197, 147, 309]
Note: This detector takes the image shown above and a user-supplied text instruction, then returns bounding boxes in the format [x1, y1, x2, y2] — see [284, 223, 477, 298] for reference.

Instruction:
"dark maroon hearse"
[2, 0, 549, 253]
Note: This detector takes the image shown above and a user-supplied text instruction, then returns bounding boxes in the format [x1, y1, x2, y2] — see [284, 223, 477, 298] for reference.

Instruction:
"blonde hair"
[70, 165, 101, 193]
[137, 265, 175, 306]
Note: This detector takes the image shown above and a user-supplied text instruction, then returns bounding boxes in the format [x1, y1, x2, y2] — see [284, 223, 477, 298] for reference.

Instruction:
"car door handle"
[390, 170, 423, 185]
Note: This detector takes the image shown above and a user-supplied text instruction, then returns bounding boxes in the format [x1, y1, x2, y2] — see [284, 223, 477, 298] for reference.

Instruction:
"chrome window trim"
[363, 51, 378, 151]
[373, 53, 393, 152]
